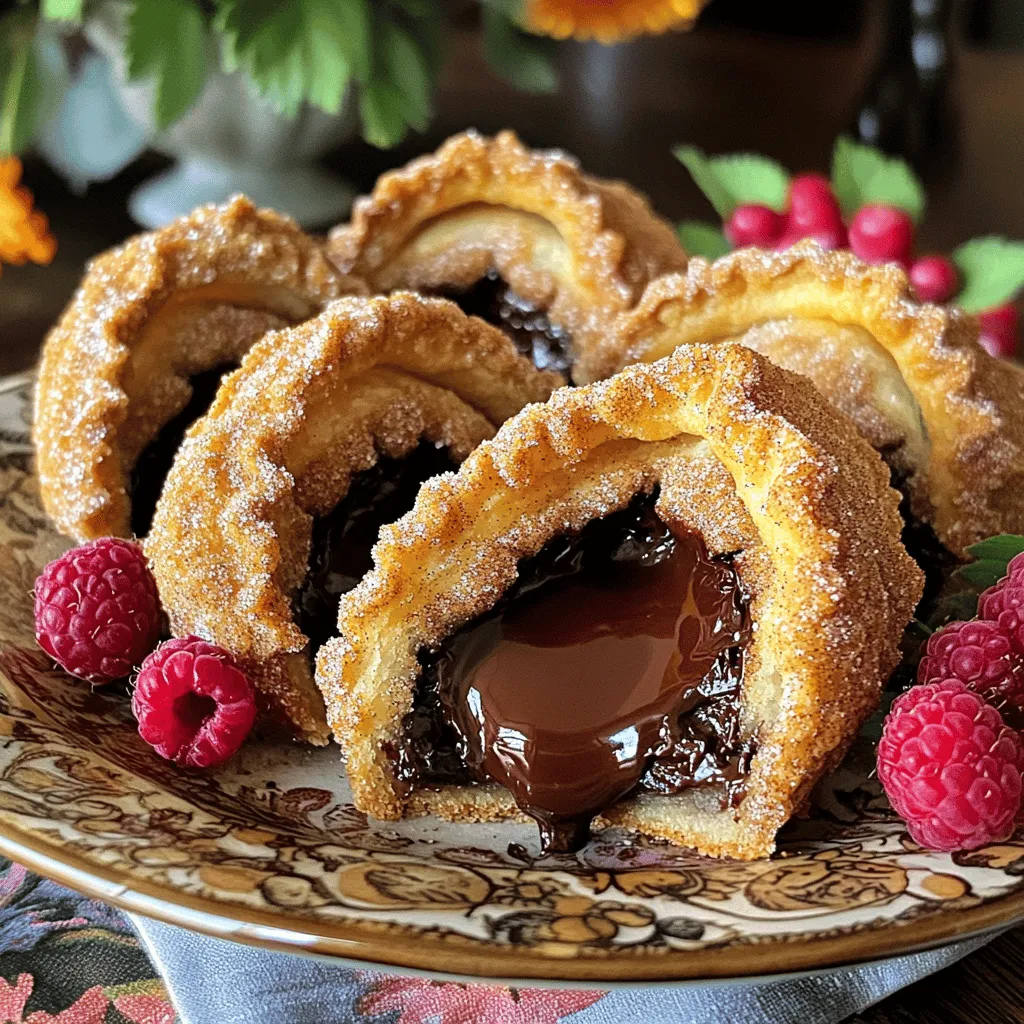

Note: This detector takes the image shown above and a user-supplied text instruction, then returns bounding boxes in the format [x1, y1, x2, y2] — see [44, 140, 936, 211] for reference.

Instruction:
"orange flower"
[522, 0, 706, 42]
[0, 157, 57, 273]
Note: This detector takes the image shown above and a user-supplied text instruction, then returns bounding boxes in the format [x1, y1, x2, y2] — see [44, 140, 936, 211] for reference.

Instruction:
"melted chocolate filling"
[402, 492, 752, 852]
[130, 366, 234, 537]
[294, 442, 455, 652]
[442, 271, 574, 376]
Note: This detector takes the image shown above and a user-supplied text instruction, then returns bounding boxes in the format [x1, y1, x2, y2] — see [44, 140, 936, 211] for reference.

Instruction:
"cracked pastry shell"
[605, 241, 1024, 556]
[145, 293, 561, 746]
[326, 129, 688, 383]
[316, 343, 922, 860]
[34, 195, 365, 542]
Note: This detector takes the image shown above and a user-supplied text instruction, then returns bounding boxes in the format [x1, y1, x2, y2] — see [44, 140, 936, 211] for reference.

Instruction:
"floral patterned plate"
[0, 374, 1022, 983]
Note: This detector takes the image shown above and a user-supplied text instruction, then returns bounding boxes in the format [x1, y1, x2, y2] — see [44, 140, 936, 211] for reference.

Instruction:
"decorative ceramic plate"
[0, 374, 1022, 983]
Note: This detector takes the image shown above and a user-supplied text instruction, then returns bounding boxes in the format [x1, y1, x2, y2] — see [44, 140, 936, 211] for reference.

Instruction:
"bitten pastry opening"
[295, 441, 456, 653]
[438, 270, 574, 376]
[392, 490, 752, 853]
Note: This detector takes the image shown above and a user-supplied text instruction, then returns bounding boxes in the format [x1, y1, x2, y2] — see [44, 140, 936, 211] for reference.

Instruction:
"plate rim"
[1, 816, 1022, 982]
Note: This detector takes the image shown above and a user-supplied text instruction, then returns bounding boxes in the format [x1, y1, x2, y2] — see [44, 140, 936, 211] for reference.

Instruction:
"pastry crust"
[146, 293, 561, 746]
[316, 343, 922, 860]
[607, 242, 1024, 556]
[327, 130, 687, 383]
[34, 195, 365, 542]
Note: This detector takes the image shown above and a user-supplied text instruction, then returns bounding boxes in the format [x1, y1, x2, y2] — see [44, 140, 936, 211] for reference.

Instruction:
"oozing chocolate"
[442, 271, 573, 375]
[130, 366, 233, 537]
[407, 492, 752, 852]
[295, 442, 455, 652]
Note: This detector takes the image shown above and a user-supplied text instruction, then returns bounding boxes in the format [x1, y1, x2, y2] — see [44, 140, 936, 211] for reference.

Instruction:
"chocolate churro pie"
[608, 243, 1024, 578]
[34, 196, 365, 542]
[326, 130, 687, 382]
[146, 294, 560, 745]
[316, 344, 922, 859]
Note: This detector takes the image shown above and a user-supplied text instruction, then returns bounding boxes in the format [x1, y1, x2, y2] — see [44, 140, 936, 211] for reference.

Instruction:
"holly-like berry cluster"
[723, 177, 1020, 359]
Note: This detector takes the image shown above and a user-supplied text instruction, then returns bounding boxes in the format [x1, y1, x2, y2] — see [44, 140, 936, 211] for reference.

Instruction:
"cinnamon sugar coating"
[327, 130, 687, 383]
[608, 242, 1024, 555]
[34, 196, 365, 541]
[316, 344, 922, 860]
[146, 294, 560, 746]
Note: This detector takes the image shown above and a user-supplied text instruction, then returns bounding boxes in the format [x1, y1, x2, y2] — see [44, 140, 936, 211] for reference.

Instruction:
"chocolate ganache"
[404, 491, 753, 852]
[131, 365, 235, 537]
[295, 442, 455, 651]
[442, 270, 573, 376]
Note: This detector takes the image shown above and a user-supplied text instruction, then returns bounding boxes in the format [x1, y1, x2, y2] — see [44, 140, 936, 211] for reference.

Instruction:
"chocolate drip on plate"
[408, 491, 752, 852]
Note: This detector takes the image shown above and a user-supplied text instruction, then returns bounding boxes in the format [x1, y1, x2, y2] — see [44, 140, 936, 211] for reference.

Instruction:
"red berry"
[777, 222, 848, 252]
[978, 304, 1020, 360]
[788, 172, 837, 213]
[132, 637, 256, 768]
[848, 204, 914, 266]
[877, 680, 1023, 851]
[787, 193, 843, 237]
[978, 581, 1024, 657]
[34, 538, 162, 684]
[909, 255, 960, 303]
[918, 619, 1024, 712]
[724, 204, 785, 248]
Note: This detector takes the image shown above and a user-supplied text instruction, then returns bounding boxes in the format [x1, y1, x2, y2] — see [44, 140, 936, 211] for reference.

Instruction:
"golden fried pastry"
[146, 293, 561, 746]
[34, 196, 365, 542]
[606, 242, 1024, 560]
[327, 130, 687, 382]
[316, 344, 921, 860]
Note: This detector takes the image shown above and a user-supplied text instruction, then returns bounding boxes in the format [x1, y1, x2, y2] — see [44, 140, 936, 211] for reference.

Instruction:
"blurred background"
[2, 0, 1024, 374]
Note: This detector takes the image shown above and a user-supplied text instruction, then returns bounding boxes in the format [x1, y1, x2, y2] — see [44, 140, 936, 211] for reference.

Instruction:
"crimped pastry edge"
[33, 195, 364, 541]
[146, 293, 561, 745]
[316, 343, 922, 859]
[327, 129, 687, 382]
[606, 241, 1024, 555]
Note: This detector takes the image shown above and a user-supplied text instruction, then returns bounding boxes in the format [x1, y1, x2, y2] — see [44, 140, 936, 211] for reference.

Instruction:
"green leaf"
[481, 6, 558, 95]
[216, 0, 367, 118]
[380, 23, 431, 131]
[126, 0, 207, 129]
[953, 559, 1009, 589]
[965, 534, 1024, 563]
[359, 77, 408, 148]
[41, 0, 83, 22]
[0, 13, 46, 156]
[830, 135, 925, 222]
[677, 221, 730, 260]
[951, 237, 1024, 313]
[673, 146, 789, 219]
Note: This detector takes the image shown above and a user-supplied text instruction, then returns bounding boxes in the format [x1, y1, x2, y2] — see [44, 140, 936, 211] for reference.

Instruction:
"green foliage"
[830, 135, 925, 222]
[951, 237, 1024, 313]
[673, 146, 789, 218]
[126, 0, 208, 129]
[0, 11, 45, 157]
[41, 0, 83, 22]
[482, 6, 558, 94]
[677, 221, 730, 260]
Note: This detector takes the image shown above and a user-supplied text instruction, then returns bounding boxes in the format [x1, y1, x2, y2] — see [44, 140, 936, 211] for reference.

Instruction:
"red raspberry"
[918, 619, 1024, 712]
[132, 637, 257, 768]
[978, 303, 1020, 360]
[848, 203, 914, 265]
[877, 680, 1022, 851]
[909, 255, 959, 303]
[34, 538, 162, 684]
[978, 581, 1024, 658]
[724, 204, 785, 248]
